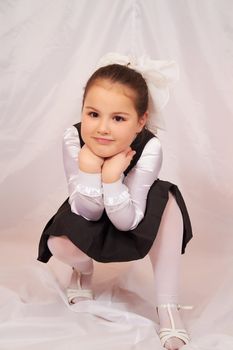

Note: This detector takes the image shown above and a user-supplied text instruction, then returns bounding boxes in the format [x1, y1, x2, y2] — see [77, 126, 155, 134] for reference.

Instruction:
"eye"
[88, 111, 98, 118]
[113, 115, 125, 122]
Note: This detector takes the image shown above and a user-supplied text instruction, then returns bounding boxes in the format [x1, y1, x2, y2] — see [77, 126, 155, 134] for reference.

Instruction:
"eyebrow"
[85, 106, 99, 111]
[84, 106, 131, 116]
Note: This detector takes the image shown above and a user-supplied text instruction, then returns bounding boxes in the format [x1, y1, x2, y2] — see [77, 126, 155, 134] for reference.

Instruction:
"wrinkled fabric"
[1, 0, 233, 349]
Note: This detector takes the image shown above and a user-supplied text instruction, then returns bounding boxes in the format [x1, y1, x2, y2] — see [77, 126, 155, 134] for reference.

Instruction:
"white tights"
[149, 193, 185, 350]
[47, 236, 94, 274]
[149, 192, 183, 305]
[47, 193, 185, 349]
[47, 193, 183, 301]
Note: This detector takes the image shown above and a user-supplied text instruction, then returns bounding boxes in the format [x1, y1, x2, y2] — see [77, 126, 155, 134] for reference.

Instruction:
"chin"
[89, 145, 117, 158]
[93, 149, 115, 158]
[87, 142, 122, 158]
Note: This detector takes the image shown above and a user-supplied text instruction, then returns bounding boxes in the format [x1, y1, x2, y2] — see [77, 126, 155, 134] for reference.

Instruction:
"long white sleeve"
[102, 137, 163, 230]
[62, 126, 104, 221]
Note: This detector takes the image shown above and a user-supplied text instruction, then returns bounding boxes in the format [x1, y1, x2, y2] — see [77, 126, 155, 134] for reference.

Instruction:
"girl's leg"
[149, 193, 189, 350]
[47, 235, 94, 302]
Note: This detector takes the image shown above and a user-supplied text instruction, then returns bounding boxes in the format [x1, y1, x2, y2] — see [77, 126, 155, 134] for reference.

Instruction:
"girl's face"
[81, 79, 147, 158]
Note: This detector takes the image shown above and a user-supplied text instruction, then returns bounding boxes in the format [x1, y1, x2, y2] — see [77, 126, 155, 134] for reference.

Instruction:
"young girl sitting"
[38, 53, 193, 350]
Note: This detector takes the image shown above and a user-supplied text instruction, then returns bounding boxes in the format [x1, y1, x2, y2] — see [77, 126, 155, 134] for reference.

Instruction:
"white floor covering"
[0, 237, 232, 350]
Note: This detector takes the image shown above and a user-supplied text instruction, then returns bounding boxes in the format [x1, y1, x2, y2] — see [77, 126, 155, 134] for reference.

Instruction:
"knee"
[47, 235, 86, 261]
[47, 235, 67, 257]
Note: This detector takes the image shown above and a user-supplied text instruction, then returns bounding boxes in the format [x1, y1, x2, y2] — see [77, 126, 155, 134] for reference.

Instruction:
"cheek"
[80, 121, 92, 140]
[120, 130, 137, 145]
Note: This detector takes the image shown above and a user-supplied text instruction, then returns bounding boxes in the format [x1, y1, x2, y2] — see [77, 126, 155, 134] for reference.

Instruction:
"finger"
[124, 146, 132, 154]
[126, 150, 136, 160]
[125, 147, 134, 156]
[128, 150, 136, 157]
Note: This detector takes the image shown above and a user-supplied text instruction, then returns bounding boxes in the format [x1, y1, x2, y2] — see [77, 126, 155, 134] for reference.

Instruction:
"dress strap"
[124, 127, 155, 176]
[74, 122, 84, 147]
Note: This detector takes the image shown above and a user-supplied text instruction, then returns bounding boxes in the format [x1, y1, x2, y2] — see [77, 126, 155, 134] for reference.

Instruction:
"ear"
[137, 112, 148, 132]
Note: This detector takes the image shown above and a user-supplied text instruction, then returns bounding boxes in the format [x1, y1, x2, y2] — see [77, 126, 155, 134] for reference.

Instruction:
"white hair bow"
[96, 52, 179, 131]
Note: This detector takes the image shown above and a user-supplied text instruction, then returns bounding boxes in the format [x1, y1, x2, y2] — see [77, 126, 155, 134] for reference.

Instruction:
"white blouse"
[62, 126, 163, 231]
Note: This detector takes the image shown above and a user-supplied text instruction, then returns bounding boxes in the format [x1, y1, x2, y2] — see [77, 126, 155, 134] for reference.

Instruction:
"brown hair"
[82, 64, 148, 118]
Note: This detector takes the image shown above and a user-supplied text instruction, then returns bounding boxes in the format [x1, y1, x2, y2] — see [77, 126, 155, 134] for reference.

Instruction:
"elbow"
[113, 213, 144, 231]
[69, 200, 104, 221]
[114, 221, 137, 231]
[106, 203, 145, 231]
[92, 210, 104, 221]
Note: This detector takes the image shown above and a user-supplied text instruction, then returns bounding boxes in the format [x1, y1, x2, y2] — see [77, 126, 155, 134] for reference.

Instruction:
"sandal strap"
[67, 269, 94, 304]
[157, 303, 192, 346]
[66, 287, 93, 303]
[159, 328, 190, 346]
[157, 303, 193, 310]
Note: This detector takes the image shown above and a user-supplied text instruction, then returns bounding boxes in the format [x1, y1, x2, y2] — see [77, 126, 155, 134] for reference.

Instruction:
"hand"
[78, 144, 104, 173]
[102, 147, 136, 183]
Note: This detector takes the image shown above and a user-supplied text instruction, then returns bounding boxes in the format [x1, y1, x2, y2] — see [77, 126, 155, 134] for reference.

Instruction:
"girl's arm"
[102, 137, 162, 230]
[63, 126, 104, 220]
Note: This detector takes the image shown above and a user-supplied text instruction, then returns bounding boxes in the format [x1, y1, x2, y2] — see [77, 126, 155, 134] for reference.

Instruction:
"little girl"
[38, 53, 193, 350]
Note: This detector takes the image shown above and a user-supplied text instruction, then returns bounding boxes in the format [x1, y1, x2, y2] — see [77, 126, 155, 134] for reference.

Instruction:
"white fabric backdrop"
[0, 0, 233, 349]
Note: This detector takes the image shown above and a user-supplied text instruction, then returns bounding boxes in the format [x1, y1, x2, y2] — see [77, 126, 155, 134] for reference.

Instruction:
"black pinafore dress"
[37, 123, 193, 263]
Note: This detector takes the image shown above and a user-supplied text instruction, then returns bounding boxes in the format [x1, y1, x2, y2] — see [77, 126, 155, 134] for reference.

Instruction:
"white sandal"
[157, 303, 192, 347]
[66, 268, 94, 304]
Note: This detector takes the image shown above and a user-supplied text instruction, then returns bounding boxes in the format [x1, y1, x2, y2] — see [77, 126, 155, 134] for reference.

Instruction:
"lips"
[94, 137, 114, 145]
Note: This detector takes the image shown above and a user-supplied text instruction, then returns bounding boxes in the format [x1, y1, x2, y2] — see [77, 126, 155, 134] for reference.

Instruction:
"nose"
[97, 117, 110, 135]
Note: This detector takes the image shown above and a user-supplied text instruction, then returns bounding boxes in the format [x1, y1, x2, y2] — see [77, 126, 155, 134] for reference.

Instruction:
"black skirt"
[37, 179, 193, 263]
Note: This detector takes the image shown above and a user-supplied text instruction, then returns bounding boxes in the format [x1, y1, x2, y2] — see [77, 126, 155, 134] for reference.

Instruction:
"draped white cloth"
[0, 0, 233, 349]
